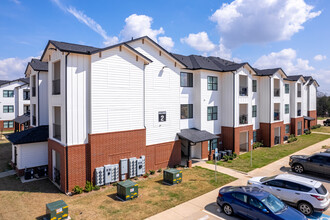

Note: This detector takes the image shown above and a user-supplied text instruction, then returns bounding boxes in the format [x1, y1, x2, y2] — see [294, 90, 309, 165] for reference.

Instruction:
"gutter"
[269, 76, 272, 147]
[232, 71, 236, 149]
[65, 52, 70, 193]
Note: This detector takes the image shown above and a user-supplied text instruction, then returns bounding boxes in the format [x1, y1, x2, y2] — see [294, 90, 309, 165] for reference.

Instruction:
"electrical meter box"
[163, 169, 182, 185]
[104, 164, 112, 185]
[136, 155, 145, 176]
[117, 180, 138, 201]
[95, 167, 105, 186]
[129, 157, 137, 178]
[120, 159, 128, 180]
[46, 200, 68, 220]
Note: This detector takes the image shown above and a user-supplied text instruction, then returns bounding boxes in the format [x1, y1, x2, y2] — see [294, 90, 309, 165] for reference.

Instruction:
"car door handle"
[295, 193, 300, 195]
[276, 189, 281, 191]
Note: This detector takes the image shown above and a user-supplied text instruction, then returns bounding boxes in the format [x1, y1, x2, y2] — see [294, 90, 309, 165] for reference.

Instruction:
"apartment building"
[7, 36, 318, 193]
[0, 78, 30, 132]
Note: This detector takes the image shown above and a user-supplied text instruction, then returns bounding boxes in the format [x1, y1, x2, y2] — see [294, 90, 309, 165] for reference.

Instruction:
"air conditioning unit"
[137, 155, 145, 176]
[95, 167, 105, 186]
[120, 159, 128, 180]
[129, 157, 137, 178]
[24, 168, 34, 180]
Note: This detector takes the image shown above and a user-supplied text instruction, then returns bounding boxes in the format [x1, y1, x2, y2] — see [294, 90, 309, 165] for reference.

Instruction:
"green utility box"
[163, 168, 182, 185]
[117, 180, 138, 201]
[46, 200, 68, 220]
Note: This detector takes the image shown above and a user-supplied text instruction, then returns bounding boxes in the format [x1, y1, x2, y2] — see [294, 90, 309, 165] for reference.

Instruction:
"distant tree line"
[317, 92, 330, 117]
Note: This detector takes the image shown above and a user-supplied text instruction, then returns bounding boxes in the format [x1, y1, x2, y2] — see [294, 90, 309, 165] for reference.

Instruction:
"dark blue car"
[217, 186, 307, 220]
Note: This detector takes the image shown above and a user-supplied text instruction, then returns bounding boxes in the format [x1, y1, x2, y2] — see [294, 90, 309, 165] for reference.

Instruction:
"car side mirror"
[262, 208, 269, 214]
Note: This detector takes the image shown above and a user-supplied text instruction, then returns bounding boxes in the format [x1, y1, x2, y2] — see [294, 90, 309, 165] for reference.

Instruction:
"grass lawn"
[207, 133, 329, 173]
[0, 166, 236, 220]
[317, 117, 329, 120]
[312, 126, 330, 133]
[0, 139, 12, 172]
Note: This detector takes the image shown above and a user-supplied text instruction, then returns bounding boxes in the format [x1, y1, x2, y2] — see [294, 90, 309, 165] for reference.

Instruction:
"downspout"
[143, 64, 146, 129]
[232, 71, 236, 151]
[65, 52, 70, 193]
[37, 71, 40, 126]
[269, 76, 272, 147]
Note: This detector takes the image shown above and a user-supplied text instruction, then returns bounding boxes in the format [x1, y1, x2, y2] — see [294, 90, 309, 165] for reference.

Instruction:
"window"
[253, 131, 257, 143]
[207, 106, 218, 121]
[285, 104, 289, 114]
[252, 105, 257, 118]
[181, 104, 193, 119]
[232, 193, 248, 203]
[3, 90, 14, 97]
[207, 76, 218, 91]
[299, 185, 312, 192]
[252, 80, 257, 92]
[310, 155, 325, 163]
[285, 125, 290, 134]
[208, 139, 217, 151]
[53, 61, 61, 95]
[248, 197, 266, 210]
[264, 180, 285, 188]
[24, 105, 30, 114]
[3, 105, 14, 113]
[3, 121, 14, 128]
[285, 84, 289, 94]
[180, 72, 193, 87]
[284, 181, 300, 191]
[23, 90, 30, 100]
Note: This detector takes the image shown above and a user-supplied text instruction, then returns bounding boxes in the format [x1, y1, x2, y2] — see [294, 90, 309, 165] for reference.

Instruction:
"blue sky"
[1, 0, 330, 93]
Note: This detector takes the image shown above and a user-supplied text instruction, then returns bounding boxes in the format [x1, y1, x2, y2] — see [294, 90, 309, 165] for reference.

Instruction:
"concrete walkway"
[147, 137, 330, 220]
[0, 170, 15, 178]
[313, 131, 330, 135]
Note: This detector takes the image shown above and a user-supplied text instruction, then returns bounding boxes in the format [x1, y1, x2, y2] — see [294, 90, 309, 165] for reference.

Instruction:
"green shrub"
[84, 181, 93, 192]
[229, 155, 234, 160]
[93, 185, 100, 191]
[304, 129, 311, 135]
[253, 142, 263, 149]
[233, 153, 237, 158]
[73, 185, 83, 194]
[311, 124, 321, 129]
[143, 173, 149, 178]
[149, 170, 155, 175]
[157, 168, 162, 173]
[288, 136, 297, 143]
[223, 155, 229, 162]
[112, 182, 118, 186]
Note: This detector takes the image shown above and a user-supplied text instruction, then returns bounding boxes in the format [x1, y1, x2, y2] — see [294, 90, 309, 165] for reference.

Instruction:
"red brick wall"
[67, 144, 87, 191]
[308, 110, 317, 127]
[0, 120, 15, 132]
[48, 139, 67, 193]
[221, 125, 253, 154]
[291, 117, 304, 136]
[260, 122, 285, 147]
[221, 126, 234, 151]
[201, 141, 209, 159]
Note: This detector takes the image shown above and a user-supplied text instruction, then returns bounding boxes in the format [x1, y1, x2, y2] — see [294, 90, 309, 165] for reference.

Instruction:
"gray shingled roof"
[13, 113, 30, 124]
[171, 54, 246, 72]
[178, 128, 219, 143]
[0, 80, 9, 86]
[49, 40, 100, 54]
[285, 75, 304, 81]
[254, 68, 281, 76]
[303, 76, 312, 82]
[30, 59, 48, 71]
[6, 125, 49, 145]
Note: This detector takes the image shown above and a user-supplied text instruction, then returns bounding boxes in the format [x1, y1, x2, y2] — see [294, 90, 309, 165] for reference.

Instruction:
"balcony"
[32, 116, 36, 125]
[297, 91, 301, 98]
[274, 88, 280, 97]
[274, 136, 280, 145]
[52, 79, 60, 95]
[239, 114, 248, 125]
[297, 110, 301, 116]
[32, 87, 36, 97]
[53, 123, 61, 140]
[274, 112, 280, 121]
[23, 95, 30, 100]
[239, 87, 248, 96]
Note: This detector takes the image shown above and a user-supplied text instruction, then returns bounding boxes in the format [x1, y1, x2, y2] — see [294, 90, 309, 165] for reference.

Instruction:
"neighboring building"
[0, 78, 30, 132]
[7, 36, 318, 193]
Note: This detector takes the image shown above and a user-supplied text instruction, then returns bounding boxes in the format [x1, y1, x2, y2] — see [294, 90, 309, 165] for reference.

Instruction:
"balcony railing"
[297, 110, 301, 116]
[52, 79, 60, 95]
[274, 136, 280, 145]
[23, 95, 30, 100]
[32, 87, 36, 97]
[54, 167, 61, 185]
[240, 143, 248, 152]
[53, 123, 61, 140]
[274, 112, 280, 121]
[274, 88, 280, 97]
[298, 129, 302, 136]
[239, 114, 248, 124]
[32, 116, 36, 125]
[239, 87, 248, 96]
[297, 91, 301, 97]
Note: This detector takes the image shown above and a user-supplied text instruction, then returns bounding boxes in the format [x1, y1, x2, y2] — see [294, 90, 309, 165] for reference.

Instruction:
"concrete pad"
[169, 201, 203, 217]
[147, 209, 185, 220]
[0, 170, 15, 178]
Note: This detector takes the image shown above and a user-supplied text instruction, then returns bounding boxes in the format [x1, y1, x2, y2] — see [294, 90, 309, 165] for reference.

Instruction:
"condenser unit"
[95, 167, 105, 186]
[129, 157, 137, 178]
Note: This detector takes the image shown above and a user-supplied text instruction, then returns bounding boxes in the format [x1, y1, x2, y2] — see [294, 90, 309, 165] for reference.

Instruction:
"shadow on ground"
[280, 166, 330, 183]
[204, 202, 243, 220]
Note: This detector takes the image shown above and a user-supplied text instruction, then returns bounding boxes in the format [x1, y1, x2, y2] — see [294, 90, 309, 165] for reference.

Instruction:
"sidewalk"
[0, 170, 15, 178]
[147, 137, 330, 220]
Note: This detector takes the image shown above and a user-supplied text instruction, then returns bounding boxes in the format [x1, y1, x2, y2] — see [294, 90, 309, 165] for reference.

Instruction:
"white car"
[248, 174, 330, 216]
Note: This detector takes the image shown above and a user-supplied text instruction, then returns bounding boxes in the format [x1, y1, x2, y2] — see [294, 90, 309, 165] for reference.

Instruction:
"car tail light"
[218, 192, 223, 198]
[311, 195, 325, 201]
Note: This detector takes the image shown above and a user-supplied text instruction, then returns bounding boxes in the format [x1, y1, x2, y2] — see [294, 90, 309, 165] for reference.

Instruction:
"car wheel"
[298, 202, 313, 216]
[223, 204, 234, 216]
[293, 164, 304, 174]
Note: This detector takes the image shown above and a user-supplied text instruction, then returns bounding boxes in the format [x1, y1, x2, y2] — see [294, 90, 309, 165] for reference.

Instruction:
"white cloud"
[158, 36, 174, 51]
[0, 57, 36, 80]
[10, 0, 21, 5]
[51, 0, 118, 46]
[314, 54, 326, 61]
[180, 32, 216, 52]
[120, 14, 164, 42]
[254, 48, 314, 74]
[210, 0, 321, 48]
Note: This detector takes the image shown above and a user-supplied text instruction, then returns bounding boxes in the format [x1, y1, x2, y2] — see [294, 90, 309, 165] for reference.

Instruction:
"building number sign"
[158, 111, 166, 122]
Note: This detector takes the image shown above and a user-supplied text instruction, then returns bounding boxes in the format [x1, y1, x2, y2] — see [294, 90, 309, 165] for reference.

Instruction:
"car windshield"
[261, 194, 286, 213]
[316, 184, 328, 195]
[260, 175, 278, 183]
